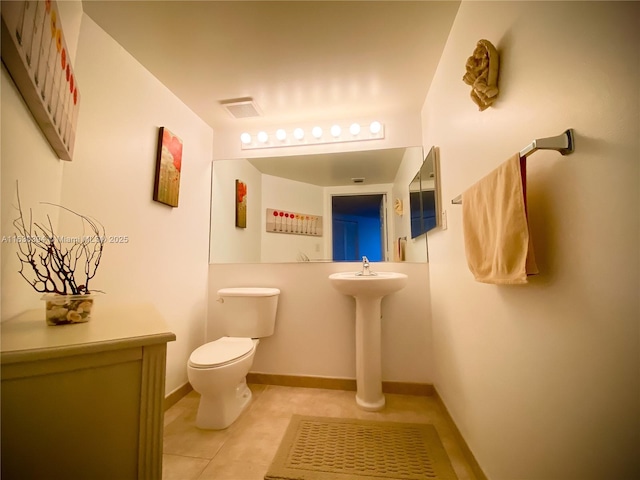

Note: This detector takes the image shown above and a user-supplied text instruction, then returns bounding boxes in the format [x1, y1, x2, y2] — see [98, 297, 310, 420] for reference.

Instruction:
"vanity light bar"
[240, 121, 384, 150]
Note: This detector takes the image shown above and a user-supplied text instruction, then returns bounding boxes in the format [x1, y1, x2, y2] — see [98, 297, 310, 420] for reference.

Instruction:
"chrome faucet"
[358, 255, 375, 276]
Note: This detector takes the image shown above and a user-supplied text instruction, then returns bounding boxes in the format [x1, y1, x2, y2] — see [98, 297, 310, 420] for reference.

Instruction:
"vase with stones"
[12, 183, 106, 326]
[42, 293, 95, 325]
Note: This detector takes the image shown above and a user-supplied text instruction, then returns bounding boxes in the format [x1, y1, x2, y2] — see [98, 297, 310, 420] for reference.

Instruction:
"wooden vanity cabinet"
[1, 304, 176, 480]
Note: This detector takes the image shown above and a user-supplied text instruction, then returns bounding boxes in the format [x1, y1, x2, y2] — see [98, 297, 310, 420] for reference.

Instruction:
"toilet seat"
[188, 337, 255, 369]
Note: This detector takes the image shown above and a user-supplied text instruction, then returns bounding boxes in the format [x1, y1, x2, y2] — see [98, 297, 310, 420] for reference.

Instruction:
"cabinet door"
[2, 353, 142, 480]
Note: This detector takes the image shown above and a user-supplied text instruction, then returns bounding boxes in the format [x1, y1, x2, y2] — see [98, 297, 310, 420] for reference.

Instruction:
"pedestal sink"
[329, 271, 408, 411]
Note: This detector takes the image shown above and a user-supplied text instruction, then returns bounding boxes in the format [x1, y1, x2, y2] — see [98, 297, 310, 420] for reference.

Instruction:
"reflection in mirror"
[332, 194, 385, 262]
[209, 146, 438, 264]
[409, 171, 423, 238]
[409, 147, 439, 239]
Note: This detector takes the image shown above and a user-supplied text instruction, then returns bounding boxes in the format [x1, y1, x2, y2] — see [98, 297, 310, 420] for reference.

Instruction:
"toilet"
[187, 287, 280, 429]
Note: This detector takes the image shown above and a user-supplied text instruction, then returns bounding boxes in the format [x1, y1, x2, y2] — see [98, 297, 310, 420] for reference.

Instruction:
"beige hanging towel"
[462, 154, 538, 284]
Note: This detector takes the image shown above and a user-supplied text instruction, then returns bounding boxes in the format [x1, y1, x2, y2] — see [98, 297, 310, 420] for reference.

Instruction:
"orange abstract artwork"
[235, 180, 247, 228]
[153, 127, 183, 207]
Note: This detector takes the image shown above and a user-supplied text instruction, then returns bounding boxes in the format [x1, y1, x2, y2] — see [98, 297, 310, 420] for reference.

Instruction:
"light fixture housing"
[240, 120, 384, 150]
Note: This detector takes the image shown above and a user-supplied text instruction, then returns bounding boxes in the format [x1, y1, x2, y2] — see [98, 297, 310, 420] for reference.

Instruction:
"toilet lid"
[189, 337, 254, 368]
[217, 287, 280, 297]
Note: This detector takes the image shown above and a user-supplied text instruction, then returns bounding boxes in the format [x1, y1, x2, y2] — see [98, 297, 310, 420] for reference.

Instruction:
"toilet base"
[195, 379, 252, 430]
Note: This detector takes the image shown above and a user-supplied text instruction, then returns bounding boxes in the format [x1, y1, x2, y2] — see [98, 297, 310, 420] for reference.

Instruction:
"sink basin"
[328, 272, 408, 298]
[329, 271, 408, 411]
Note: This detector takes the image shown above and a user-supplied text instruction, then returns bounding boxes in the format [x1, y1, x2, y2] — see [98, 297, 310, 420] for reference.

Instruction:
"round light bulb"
[311, 126, 323, 139]
[240, 132, 252, 145]
[293, 128, 305, 140]
[369, 121, 382, 134]
[330, 125, 341, 137]
[349, 123, 361, 136]
[275, 129, 287, 141]
[257, 131, 269, 143]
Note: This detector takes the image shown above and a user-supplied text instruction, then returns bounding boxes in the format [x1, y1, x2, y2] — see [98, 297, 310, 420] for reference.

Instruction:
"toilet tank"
[217, 287, 280, 338]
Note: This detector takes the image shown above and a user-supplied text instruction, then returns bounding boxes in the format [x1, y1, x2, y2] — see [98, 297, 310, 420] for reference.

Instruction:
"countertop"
[1, 304, 176, 365]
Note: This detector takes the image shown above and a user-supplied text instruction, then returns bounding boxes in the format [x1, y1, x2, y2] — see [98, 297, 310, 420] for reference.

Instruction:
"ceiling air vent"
[219, 97, 262, 119]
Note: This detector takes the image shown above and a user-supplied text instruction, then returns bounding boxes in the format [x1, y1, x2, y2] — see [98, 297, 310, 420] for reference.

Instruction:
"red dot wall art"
[266, 209, 323, 236]
[1, 0, 80, 161]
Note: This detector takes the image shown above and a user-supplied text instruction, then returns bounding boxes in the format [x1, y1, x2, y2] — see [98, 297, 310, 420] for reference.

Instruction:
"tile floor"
[162, 384, 478, 480]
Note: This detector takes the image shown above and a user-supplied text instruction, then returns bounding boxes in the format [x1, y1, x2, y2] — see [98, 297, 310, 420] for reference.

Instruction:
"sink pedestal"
[354, 297, 385, 410]
[328, 271, 408, 412]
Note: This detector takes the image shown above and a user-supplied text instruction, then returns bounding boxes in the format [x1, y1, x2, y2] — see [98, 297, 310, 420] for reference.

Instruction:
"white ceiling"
[248, 147, 408, 186]
[81, 0, 460, 184]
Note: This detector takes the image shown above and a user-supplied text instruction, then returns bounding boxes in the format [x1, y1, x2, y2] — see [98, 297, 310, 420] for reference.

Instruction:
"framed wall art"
[235, 180, 247, 228]
[266, 208, 322, 236]
[153, 127, 183, 207]
[1, 0, 81, 160]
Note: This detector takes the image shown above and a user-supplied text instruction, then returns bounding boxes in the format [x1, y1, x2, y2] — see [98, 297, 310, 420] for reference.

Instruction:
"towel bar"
[451, 129, 574, 204]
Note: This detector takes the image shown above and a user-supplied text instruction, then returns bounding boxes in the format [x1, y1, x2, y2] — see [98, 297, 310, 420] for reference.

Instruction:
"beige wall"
[210, 159, 263, 263]
[0, 0, 83, 319]
[208, 261, 434, 384]
[1, 9, 213, 396]
[207, 62, 432, 382]
[261, 174, 326, 262]
[422, 2, 639, 479]
[4, 4, 637, 476]
[1, 67, 65, 318]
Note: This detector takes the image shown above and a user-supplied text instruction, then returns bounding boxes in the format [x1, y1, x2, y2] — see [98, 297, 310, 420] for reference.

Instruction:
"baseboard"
[166, 375, 434, 406]
[164, 382, 193, 411]
[383, 380, 435, 396]
[246, 372, 435, 397]
[434, 389, 488, 480]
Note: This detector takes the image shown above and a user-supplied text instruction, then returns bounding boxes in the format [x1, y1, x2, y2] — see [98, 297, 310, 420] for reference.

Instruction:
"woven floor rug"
[264, 415, 458, 480]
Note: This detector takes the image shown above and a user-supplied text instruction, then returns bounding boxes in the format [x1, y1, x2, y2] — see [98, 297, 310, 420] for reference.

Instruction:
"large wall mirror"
[209, 146, 440, 264]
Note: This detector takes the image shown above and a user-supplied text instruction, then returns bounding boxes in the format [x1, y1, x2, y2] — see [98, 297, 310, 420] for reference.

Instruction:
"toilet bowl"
[188, 337, 258, 429]
[187, 287, 279, 430]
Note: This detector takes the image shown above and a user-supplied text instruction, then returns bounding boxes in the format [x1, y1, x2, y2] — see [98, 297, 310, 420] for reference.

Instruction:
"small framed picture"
[235, 179, 247, 228]
[153, 127, 183, 207]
